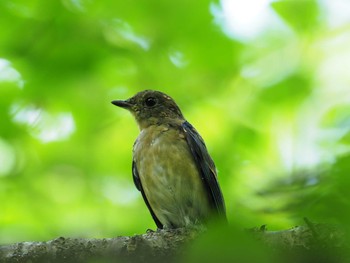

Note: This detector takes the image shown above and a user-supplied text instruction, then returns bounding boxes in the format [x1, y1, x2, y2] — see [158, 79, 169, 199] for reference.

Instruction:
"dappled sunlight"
[62, 0, 87, 12]
[321, 0, 350, 28]
[102, 19, 151, 50]
[168, 49, 189, 68]
[211, 0, 290, 41]
[239, 40, 301, 88]
[10, 103, 76, 143]
[0, 58, 24, 89]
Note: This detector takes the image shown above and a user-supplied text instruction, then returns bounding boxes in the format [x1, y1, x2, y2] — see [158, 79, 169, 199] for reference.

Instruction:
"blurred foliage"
[0, 0, 350, 258]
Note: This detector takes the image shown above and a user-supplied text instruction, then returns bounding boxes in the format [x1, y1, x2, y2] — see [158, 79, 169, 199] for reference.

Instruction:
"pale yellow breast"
[133, 124, 210, 228]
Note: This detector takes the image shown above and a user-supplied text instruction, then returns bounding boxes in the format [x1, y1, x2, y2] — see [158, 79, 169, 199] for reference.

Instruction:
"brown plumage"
[112, 90, 226, 228]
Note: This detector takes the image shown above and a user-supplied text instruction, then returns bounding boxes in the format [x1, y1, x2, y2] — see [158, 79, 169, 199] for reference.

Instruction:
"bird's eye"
[145, 97, 157, 107]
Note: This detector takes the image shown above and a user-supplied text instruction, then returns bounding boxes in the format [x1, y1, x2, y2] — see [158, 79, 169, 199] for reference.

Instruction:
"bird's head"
[112, 90, 185, 129]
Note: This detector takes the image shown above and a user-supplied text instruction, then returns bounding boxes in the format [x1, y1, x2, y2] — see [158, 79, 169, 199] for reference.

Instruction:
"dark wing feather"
[132, 160, 163, 229]
[182, 121, 226, 219]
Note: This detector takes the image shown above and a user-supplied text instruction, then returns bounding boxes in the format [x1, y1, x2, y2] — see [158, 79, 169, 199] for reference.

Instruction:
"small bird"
[112, 90, 226, 229]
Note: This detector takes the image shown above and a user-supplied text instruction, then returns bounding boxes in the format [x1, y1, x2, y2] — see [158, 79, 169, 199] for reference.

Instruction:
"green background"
[1, 0, 350, 246]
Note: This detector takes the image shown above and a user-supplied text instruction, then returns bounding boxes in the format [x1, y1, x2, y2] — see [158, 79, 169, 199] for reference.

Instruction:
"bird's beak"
[111, 100, 133, 109]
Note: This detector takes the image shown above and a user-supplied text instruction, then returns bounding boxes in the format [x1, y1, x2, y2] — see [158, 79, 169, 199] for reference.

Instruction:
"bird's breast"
[133, 124, 210, 228]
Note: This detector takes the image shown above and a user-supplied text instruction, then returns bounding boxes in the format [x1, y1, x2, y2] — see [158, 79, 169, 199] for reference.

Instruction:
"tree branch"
[0, 228, 197, 263]
[0, 223, 346, 263]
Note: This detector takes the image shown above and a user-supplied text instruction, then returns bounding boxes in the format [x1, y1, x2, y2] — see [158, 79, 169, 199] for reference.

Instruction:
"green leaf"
[271, 0, 320, 33]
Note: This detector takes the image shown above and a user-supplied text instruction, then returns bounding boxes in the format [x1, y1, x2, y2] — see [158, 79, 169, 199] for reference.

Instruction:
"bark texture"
[0, 222, 346, 263]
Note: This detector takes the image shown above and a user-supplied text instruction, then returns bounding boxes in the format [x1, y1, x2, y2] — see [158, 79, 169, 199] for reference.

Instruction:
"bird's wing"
[132, 160, 163, 229]
[182, 121, 226, 218]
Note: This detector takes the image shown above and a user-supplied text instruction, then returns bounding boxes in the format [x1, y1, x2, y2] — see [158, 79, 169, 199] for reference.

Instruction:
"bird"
[111, 90, 226, 229]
